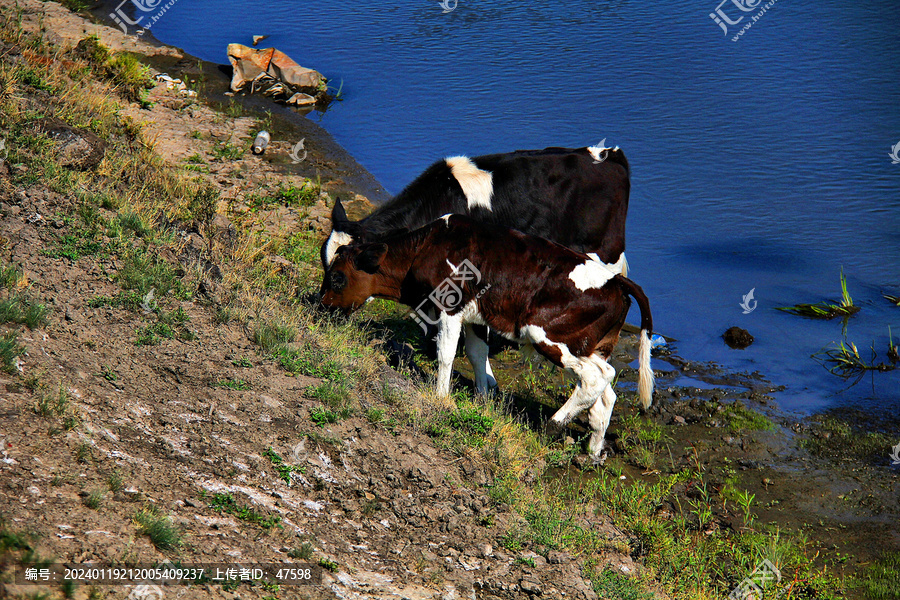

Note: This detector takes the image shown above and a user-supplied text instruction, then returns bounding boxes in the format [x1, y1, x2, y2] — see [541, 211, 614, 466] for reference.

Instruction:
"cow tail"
[615, 275, 654, 409]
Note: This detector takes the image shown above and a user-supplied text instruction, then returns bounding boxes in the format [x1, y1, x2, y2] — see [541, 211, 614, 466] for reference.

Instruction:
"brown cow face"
[319, 243, 388, 313]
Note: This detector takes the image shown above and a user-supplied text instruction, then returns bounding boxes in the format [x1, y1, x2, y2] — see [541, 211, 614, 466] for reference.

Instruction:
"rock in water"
[227, 44, 323, 97]
[723, 326, 754, 349]
[252, 35, 268, 46]
[286, 92, 316, 106]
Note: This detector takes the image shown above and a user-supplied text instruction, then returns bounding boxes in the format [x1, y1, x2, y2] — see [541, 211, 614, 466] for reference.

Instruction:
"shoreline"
[0, 2, 897, 598]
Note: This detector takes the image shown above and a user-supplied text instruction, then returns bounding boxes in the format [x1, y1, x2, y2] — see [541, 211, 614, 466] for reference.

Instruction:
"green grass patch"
[247, 182, 321, 210]
[276, 345, 346, 382]
[83, 488, 104, 509]
[855, 551, 900, 600]
[252, 322, 296, 352]
[86, 291, 142, 310]
[135, 321, 175, 346]
[719, 401, 776, 432]
[588, 566, 654, 600]
[34, 383, 69, 418]
[205, 491, 281, 529]
[288, 542, 315, 560]
[309, 404, 350, 427]
[133, 506, 183, 551]
[116, 249, 184, 298]
[0, 294, 49, 328]
[44, 232, 105, 261]
[107, 52, 154, 105]
[213, 379, 250, 391]
[213, 379, 251, 390]
[0, 331, 25, 374]
[212, 140, 245, 161]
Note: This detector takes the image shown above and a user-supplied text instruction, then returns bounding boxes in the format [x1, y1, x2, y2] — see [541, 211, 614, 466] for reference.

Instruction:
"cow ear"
[331, 199, 349, 231]
[354, 243, 388, 274]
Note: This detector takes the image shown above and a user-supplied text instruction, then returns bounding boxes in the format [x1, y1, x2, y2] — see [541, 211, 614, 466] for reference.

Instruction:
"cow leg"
[435, 312, 463, 398]
[587, 357, 618, 462]
[464, 324, 497, 395]
[548, 355, 604, 432]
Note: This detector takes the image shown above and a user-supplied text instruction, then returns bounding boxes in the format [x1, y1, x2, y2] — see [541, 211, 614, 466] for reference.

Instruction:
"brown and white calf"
[319, 215, 654, 461]
[322, 144, 631, 393]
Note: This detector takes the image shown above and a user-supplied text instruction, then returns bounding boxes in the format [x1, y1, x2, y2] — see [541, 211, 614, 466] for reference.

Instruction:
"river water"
[149, 0, 900, 415]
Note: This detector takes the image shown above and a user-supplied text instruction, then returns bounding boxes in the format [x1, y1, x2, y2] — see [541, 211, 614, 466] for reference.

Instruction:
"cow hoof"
[589, 451, 608, 466]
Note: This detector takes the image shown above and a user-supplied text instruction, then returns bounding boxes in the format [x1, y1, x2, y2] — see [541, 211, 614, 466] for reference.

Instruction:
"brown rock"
[723, 326, 754, 349]
[227, 44, 323, 96]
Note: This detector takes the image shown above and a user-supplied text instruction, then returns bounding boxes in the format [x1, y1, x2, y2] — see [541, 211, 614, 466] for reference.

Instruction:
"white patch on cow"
[441, 214, 452, 225]
[568, 254, 621, 291]
[446, 259, 457, 272]
[587, 142, 620, 163]
[324, 230, 354, 266]
[446, 156, 494, 212]
[516, 324, 615, 456]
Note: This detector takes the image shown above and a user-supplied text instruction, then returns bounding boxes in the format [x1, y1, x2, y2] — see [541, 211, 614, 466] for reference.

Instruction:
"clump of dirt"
[722, 326, 753, 349]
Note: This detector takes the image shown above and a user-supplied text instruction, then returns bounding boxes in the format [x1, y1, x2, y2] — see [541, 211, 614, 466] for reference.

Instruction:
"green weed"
[263, 448, 305, 485]
[206, 492, 281, 529]
[133, 506, 183, 551]
[83, 488, 104, 509]
[0, 331, 24, 373]
[275, 346, 346, 382]
[213, 379, 250, 390]
[135, 321, 175, 346]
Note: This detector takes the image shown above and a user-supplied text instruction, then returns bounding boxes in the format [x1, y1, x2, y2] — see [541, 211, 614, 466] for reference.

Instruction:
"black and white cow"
[321, 144, 631, 394]
[319, 215, 653, 462]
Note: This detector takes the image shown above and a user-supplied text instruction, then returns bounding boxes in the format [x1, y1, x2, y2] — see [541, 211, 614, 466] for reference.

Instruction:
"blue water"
[151, 0, 900, 415]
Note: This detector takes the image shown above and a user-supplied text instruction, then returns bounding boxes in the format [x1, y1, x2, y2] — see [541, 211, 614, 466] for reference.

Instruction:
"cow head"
[320, 199, 366, 271]
[319, 242, 389, 314]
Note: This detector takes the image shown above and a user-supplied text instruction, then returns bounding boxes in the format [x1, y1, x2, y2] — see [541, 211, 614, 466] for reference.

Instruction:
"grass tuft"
[814, 335, 898, 382]
[776, 267, 860, 319]
[0, 331, 24, 373]
[133, 506, 183, 551]
[205, 491, 281, 529]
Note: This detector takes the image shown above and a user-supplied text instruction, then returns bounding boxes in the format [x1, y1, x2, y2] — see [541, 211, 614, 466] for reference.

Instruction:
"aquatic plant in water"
[777, 268, 860, 319]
